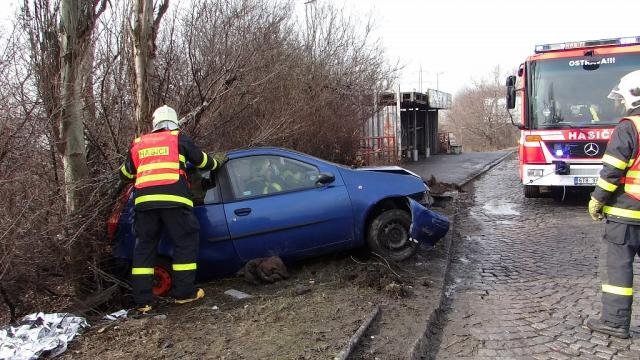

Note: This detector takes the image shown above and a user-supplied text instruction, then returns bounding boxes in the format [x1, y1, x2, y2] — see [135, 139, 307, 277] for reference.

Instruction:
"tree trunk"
[60, 0, 94, 294]
[60, 0, 90, 213]
[132, 0, 167, 134]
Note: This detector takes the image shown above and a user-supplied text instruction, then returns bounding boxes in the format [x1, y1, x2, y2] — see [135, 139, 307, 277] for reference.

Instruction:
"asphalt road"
[426, 157, 640, 359]
[404, 149, 514, 187]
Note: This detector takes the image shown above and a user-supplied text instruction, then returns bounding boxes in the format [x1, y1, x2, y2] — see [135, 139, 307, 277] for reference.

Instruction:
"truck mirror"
[506, 75, 516, 109]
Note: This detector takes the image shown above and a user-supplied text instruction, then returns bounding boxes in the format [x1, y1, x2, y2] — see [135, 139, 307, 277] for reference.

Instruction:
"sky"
[301, 0, 640, 96]
[3, 0, 639, 97]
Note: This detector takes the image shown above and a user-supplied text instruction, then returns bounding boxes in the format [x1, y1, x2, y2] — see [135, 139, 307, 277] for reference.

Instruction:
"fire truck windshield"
[529, 53, 640, 129]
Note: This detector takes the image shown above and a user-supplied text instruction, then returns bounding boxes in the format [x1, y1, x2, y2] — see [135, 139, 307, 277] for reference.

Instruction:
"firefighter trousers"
[131, 207, 200, 305]
[599, 220, 639, 328]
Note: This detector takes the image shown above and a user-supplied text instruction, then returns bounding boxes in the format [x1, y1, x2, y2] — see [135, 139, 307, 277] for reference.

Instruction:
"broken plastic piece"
[103, 309, 128, 321]
[224, 289, 253, 300]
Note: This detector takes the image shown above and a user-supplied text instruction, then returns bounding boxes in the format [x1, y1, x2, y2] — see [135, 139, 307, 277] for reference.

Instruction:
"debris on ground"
[103, 309, 128, 321]
[224, 289, 253, 300]
[383, 282, 414, 298]
[0, 312, 88, 359]
[294, 284, 312, 296]
[236, 256, 290, 284]
[426, 175, 462, 195]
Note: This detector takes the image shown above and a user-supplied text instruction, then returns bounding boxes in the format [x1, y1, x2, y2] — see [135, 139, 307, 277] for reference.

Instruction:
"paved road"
[403, 149, 514, 187]
[431, 157, 640, 359]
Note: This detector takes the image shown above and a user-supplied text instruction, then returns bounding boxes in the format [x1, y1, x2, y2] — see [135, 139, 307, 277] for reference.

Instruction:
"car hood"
[355, 166, 422, 180]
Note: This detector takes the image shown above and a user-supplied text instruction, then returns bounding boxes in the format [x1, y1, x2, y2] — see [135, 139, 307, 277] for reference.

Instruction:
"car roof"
[227, 147, 323, 161]
[225, 147, 352, 170]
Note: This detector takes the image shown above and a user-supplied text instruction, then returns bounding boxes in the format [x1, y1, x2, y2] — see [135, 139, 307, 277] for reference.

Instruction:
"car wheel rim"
[381, 221, 409, 250]
[152, 266, 172, 297]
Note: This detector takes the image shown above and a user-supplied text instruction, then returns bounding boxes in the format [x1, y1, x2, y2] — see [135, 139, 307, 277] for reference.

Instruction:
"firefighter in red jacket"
[119, 105, 226, 314]
[588, 70, 640, 339]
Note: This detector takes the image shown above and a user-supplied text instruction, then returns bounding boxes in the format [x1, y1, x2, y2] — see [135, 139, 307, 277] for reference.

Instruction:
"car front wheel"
[367, 209, 417, 261]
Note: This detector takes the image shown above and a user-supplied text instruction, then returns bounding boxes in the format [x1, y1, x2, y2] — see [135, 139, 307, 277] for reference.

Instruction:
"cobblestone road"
[433, 158, 640, 359]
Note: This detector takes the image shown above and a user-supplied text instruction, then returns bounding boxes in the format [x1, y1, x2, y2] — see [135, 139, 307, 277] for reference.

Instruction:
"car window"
[188, 168, 221, 205]
[226, 155, 320, 199]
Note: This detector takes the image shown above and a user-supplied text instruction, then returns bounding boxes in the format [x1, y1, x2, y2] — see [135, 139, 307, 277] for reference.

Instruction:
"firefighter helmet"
[152, 105, 179, 132]
[608, 70, 640, 112]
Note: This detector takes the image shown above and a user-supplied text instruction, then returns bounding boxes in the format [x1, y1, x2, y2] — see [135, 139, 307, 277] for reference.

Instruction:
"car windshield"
[529, 53, 640, 129]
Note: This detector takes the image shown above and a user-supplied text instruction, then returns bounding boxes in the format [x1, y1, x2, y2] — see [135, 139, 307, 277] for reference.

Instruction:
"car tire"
[152, 257, 172, 297]
[367, 209, 417, 261]
[523, 185, 540, 198]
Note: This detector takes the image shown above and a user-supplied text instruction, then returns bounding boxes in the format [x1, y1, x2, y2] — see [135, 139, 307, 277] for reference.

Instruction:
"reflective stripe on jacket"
[594, 112, 640, 223]
[131, 130, 182, 189]
[120, 130, 216, 210]
[620, 116, 640, 201]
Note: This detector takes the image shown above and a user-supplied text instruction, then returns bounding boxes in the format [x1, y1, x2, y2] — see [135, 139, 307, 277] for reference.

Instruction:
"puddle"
[482, 200, 520, 216]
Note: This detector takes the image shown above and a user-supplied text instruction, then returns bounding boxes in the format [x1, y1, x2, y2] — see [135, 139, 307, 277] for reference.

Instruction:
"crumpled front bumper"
[408, 198, 450, 248]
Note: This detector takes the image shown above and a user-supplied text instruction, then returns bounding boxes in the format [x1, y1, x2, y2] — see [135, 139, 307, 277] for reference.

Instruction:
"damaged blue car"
[109, 147, 449, 295]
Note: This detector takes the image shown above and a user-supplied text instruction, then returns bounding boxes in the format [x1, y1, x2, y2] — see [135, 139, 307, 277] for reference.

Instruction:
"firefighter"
[119, 105, 227, 314]
[587, 70, 640, 339]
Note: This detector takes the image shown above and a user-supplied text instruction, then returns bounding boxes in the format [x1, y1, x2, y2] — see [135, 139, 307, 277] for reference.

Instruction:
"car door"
[222, 154, 354, 261]
[156, 169, 240, 279]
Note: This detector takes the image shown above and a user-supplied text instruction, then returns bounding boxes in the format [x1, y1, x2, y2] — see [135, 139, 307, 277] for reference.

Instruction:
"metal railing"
[357, 136, 398, 165]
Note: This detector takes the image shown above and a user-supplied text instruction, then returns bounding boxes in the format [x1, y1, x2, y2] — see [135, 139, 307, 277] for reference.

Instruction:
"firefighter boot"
[586, 317, 630, 339]
[174, 288, 205, 305]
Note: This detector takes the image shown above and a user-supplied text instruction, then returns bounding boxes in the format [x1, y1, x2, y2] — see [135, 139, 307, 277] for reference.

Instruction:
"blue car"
[109, 147, 449, 295]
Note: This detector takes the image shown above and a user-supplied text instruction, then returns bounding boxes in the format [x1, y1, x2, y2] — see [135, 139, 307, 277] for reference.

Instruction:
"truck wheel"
[367, 209, 417, 261]
[523, 185, 540, 198]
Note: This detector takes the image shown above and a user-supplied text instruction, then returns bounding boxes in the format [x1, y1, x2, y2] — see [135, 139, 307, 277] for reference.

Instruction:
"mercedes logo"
[584, 143, 599, 156]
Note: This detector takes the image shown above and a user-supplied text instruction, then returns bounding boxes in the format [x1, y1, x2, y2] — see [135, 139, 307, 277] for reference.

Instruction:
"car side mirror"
[316, 172, 335, 185]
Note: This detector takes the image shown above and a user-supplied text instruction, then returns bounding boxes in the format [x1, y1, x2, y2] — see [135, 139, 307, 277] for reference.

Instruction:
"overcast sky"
[4, 0, 639, 97]
[306, 0, 640, 96]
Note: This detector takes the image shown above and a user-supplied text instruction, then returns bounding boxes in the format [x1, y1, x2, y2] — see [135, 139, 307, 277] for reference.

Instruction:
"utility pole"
[436, 71, 444, 91]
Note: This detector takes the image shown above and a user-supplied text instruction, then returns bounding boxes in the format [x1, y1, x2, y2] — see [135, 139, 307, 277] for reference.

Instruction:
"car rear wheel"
[367, 209, 417, 261]
[152, 257, 172, 297]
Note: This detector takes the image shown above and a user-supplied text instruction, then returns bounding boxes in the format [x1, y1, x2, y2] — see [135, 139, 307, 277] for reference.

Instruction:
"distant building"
[360, 89, 452, 164]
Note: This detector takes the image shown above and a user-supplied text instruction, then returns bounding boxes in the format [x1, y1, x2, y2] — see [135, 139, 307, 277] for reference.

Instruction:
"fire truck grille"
[544, 141, 608, 158]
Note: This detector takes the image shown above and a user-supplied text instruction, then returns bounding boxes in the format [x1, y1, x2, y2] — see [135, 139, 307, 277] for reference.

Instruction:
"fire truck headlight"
[527, 169, 544, 177]
[555, 149, 564, 157]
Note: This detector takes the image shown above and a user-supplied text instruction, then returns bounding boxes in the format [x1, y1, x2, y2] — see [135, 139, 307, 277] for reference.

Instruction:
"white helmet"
[608, 70, 640, 112]
[152, 105, 179, 132]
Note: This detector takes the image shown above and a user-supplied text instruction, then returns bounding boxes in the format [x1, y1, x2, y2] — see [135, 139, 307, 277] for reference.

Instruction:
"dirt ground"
[60, 201, 457, 360]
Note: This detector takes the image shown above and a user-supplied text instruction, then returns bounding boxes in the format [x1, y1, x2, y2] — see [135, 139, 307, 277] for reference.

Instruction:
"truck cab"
[506, 36, 640, 198]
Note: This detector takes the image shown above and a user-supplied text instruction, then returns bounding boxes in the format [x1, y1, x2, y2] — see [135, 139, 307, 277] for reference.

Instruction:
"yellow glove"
[588, 197, 604, 221]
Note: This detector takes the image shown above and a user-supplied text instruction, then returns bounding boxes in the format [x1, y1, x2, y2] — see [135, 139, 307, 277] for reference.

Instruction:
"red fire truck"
[506, 36, 640, 199]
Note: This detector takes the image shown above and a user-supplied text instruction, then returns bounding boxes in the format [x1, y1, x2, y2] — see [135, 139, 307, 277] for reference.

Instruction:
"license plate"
[574, 176, 597, 185]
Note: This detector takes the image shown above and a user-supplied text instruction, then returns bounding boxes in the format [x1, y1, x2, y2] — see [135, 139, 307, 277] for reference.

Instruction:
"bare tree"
[59, 0, 107, 213]
[19, 0, 107, 296]
[131, 0, 169, 133]
[446, 66, 518, 151]
[1, 0, 396, 322]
